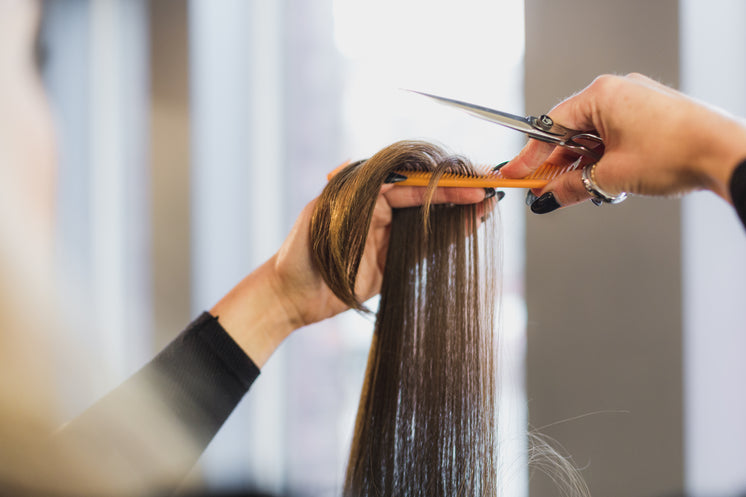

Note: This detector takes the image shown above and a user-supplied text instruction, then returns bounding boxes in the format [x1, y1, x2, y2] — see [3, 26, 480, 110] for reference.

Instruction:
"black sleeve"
[57, 312, 260, 489]
[730, 159, 746, 230]
[140, 312, 260, 447]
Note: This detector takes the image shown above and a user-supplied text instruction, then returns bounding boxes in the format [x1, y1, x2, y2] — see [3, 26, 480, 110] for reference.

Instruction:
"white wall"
[681, 1, 746, 495]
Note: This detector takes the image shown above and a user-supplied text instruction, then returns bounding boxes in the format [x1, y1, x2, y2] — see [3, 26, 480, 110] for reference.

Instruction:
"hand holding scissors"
[413, 73, 746, 213]
[499, 74, 746, 212]
[409, 88, 620, 209]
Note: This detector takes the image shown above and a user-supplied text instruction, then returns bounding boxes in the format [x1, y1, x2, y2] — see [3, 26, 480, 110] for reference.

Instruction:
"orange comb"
[327, 159, 580, 189]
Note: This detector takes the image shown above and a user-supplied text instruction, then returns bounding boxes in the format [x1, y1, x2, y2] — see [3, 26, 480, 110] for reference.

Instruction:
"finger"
[499, 139, 558, 179]
[504, 77, 617, 180]
[383, 185, 486, 208]
[523, 146, 595, 201]
[529, 169, 593, 214]
[543, 168, 594, 207]
[540, 145, 599, 172]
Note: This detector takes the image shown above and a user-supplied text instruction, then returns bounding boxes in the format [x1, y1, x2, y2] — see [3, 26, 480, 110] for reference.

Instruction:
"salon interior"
[8, 1, 746, 496]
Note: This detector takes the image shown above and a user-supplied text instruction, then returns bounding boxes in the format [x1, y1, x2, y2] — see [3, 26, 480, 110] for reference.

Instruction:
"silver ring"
[581, 163, 627, 205]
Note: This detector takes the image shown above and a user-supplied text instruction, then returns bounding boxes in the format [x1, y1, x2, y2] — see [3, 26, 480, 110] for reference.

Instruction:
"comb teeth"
[391, 159, 580, 189]
[474, 163, 498, 176]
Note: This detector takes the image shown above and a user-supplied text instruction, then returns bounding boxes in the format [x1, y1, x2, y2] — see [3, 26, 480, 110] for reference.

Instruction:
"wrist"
[210, 257, 299, 368]
[691, 111, 746, 203]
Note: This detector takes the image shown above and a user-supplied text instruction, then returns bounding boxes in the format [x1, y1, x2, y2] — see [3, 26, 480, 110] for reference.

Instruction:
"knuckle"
[625, 72, 647, 81]
[590, 74, 620, 94]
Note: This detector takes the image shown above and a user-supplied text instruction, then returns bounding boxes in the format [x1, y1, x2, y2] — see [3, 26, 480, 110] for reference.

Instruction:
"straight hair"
[310, 141, 499, 496]
[311, 140, 590, 497]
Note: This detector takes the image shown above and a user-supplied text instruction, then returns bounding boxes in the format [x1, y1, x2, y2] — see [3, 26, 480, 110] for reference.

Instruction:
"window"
[44, 1, 527, 494]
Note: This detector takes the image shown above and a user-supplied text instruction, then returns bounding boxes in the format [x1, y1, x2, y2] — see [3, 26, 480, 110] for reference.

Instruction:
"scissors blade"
[407, 90, 538, 135]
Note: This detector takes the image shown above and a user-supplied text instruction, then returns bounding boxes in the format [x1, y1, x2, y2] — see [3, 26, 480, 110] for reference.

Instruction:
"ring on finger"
[581, 163, 627, 205]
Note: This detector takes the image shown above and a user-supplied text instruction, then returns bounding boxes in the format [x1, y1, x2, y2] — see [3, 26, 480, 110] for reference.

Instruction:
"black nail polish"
[384, 172, 408, 184]
[492, 161, 509, 172]
[484, 188, 496, 199]
[591, 198, 603, 207]
[530, 192, 561, 214]
[496, 190, 505, 202]
[525, 190, 538, 206]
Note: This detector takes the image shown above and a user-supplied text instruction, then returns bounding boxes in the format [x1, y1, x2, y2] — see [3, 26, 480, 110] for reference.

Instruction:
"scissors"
[408, 90, 604, 162]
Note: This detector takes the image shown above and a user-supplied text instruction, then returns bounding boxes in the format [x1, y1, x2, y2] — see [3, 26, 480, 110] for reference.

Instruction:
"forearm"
[210, 255, 299, 368]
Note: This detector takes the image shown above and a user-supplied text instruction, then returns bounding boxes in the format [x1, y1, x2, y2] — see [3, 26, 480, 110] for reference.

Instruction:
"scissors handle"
[562, 132, 604, 161]
[530, 115, 603, 161]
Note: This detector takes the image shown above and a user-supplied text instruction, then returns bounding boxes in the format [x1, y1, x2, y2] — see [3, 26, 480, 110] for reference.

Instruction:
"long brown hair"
[311, 140, 499, 496]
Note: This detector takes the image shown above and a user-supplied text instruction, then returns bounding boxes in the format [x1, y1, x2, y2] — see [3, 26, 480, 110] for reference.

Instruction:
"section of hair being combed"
[310, 140, 499, 496]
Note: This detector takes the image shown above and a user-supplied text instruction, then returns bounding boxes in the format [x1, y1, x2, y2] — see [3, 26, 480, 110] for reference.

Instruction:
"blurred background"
[31, 0, 746, 497]
[40, 0, 526, 495]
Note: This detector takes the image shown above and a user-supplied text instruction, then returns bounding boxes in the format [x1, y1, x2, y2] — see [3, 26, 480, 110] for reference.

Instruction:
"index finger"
[499, 139, 558, 179]
[382, 184, 487, 208]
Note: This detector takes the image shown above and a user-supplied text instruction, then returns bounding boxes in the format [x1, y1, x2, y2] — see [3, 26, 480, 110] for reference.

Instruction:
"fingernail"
[525, 190, 538, 206]
[530, 192, 561, 214]
[591, 198, 603, 207]
[484, 187, 496, 199]
[384, 172, 408, 184]
[492, 161, 509, 172]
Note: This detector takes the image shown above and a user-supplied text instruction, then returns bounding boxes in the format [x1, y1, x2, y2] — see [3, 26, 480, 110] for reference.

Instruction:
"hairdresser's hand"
[210, 185, 488, 367]
[500, 73, 746, 213]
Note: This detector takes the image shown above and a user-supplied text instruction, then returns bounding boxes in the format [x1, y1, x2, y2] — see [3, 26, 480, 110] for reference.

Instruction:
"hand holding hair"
[500, 73, 746, 213]
[209, 168, 489, 367]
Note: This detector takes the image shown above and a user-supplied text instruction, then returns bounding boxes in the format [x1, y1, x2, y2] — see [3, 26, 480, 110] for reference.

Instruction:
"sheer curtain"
[42, 0, 151, 411]
[191, 1, 528, 494]
[45, 0, 527, 494]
